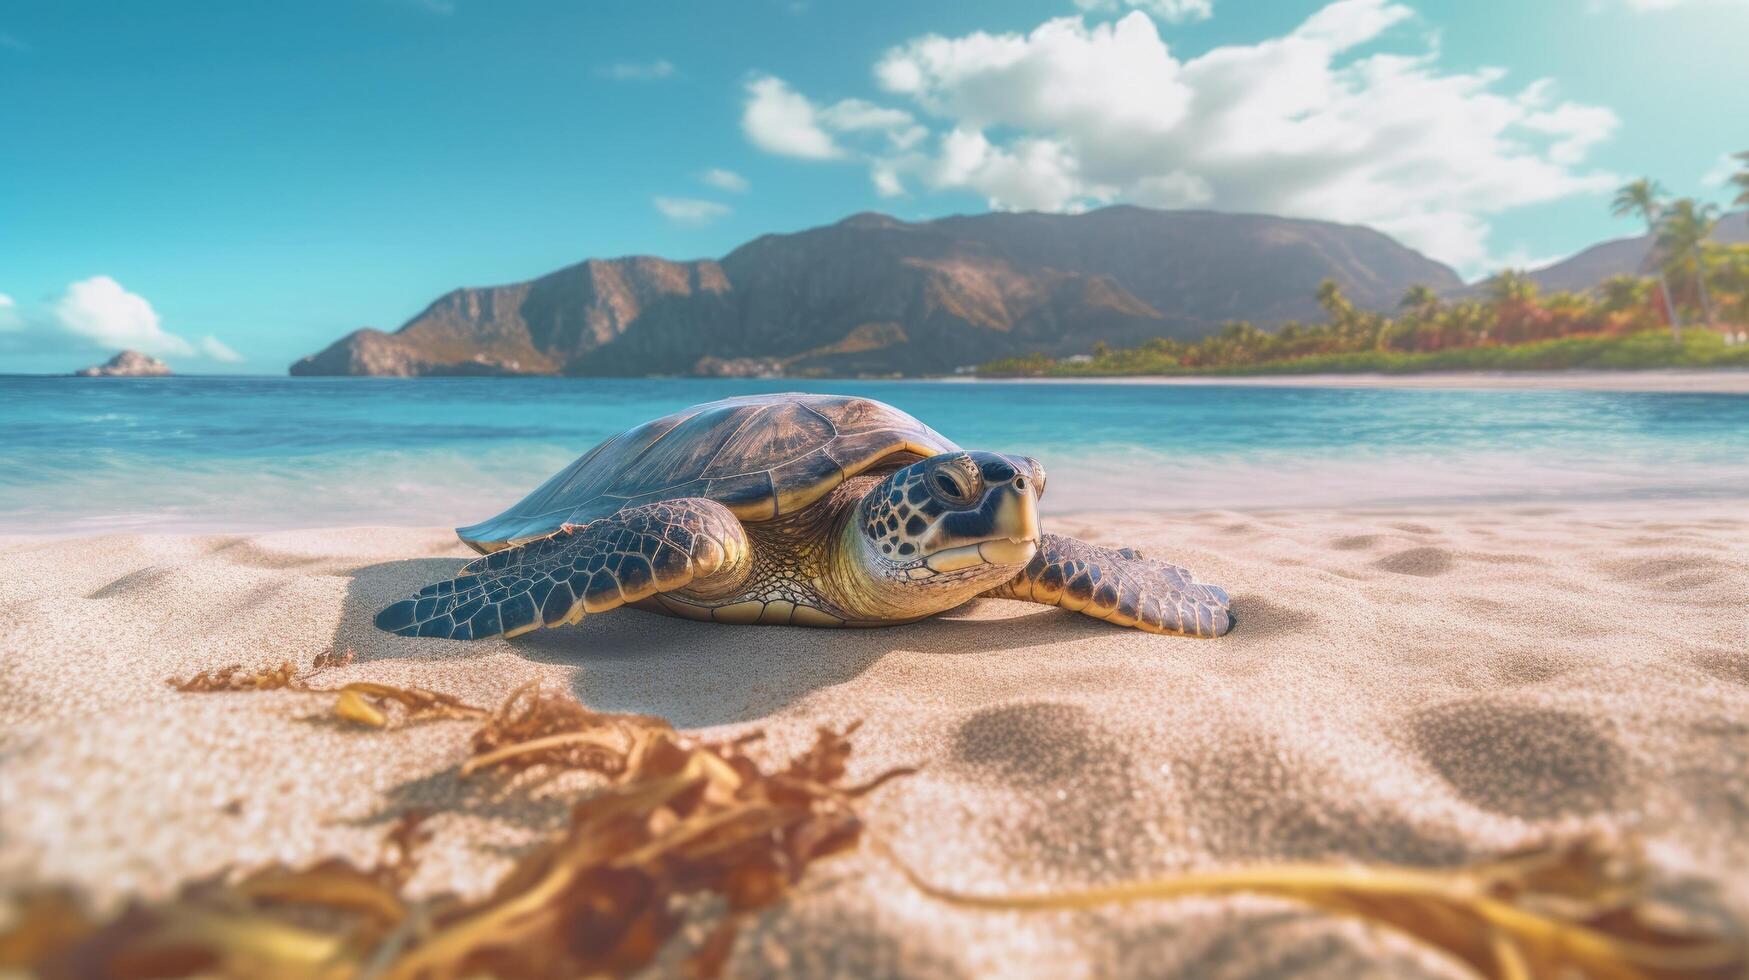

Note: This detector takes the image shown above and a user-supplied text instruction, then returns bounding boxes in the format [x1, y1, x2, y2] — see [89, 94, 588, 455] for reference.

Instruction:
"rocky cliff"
[292, 206, 1463, 377]
[75, 350, 172, 377]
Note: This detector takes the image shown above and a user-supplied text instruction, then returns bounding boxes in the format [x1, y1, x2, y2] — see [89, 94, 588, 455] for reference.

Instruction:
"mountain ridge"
[1461, 211, 1749, 297]
[290, 206, 1469, 377]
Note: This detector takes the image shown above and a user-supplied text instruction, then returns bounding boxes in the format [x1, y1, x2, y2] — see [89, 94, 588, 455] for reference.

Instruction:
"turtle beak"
[922, 480, 1040, 573]
[986, 480, 1040, 556]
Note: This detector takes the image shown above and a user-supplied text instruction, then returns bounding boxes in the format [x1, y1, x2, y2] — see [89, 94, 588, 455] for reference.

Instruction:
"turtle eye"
[932, 470, 970, 502]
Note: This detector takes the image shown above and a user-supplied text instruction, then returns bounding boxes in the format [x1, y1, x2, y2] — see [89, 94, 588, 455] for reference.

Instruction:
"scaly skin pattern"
[642, 479, 871, 627]
[375, 498, 751, 639]
[375, 453, 1237, 640]
[645, 469, 1029, 627]
[985, 533, 1235, 638]
[820, 456, 1040, 622]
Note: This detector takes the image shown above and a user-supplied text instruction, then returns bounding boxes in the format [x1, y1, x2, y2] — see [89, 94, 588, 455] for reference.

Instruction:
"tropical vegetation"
[1730, 150, 1749, 210]
[982, 158, 1749, 377]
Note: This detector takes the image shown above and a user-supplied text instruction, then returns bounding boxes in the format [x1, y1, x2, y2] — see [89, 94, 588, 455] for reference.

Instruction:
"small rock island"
[75, 350, 173, 377]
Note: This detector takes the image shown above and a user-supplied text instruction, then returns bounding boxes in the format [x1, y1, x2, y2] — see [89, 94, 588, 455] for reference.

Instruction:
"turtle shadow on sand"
[331, 557, 1104, 729]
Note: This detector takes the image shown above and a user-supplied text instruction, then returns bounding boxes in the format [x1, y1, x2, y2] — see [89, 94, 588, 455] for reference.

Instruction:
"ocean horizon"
[6, 375, 1747, 537]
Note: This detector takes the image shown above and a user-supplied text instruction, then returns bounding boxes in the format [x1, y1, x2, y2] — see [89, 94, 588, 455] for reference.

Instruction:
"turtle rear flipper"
[986, 533, 1234, 638]
[375, 499, 750, 640]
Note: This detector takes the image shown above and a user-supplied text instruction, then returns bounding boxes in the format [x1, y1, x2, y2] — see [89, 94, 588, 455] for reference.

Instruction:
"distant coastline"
[9, 365, 1749, 394]
[946, 368, 1749, 393]
[285, 206, 1749, 380]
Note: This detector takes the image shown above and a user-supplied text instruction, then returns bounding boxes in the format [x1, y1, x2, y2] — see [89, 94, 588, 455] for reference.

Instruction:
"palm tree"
[1315, 278, 1356, 325]
[1317, 277, 1373, 352]
[1598, 274, 1651, 317]
[1730, 151, 1749, 209]
[1657, 198, 1719, 326]
[1483, 269, 1539, 306]
[1449, 300, 1491, 348]
[1216, 320, 1268, 357]
[1398, 284, 1440, 316]
[1611, 178, 1682, 338]
[1385, 285, 1438, 352]
[1480, 269, 1541, 341]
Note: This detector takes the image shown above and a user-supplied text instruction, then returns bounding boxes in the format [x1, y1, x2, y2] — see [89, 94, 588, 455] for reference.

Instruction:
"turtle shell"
[457, 393, 959, 553]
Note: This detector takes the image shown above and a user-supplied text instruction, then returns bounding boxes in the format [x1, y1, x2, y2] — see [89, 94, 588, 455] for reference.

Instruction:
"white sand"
[3, 506, 1747, 977]
[964, 369, 1749, 392]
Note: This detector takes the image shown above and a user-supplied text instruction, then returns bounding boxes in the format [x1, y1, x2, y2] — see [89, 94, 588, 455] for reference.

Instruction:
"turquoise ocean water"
[3, 376, 1746, 536]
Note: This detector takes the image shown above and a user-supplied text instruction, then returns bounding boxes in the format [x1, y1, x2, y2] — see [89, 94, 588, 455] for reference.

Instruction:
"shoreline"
[951, 368, 1749, 393]
[11, 367, 1749, 393]
[7, 495, 1749, 546]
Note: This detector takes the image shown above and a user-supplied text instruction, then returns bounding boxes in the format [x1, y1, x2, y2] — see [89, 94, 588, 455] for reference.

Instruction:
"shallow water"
[3, 376, 1746, 535]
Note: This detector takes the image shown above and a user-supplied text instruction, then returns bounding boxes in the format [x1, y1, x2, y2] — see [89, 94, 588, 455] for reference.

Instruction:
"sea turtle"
[374, 393, 1234, 640]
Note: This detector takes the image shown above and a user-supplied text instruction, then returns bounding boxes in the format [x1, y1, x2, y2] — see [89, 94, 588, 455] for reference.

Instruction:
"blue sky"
[1, 0, 1745, 374]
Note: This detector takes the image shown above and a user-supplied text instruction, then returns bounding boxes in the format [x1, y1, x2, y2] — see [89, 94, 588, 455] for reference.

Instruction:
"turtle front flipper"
[985, 533, 1234, 638]
[375, 499, 750, 640]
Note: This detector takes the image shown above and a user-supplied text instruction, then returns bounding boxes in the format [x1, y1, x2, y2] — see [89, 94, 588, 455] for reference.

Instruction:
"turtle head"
[836, 451, 1044, 618]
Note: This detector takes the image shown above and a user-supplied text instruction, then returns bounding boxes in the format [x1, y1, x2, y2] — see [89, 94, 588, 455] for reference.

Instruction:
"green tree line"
[982, 158, 1749, 377]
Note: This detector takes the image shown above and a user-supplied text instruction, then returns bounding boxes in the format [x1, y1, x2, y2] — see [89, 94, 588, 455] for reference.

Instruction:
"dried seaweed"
[167, 661, 302, 693]
[461, 682, 672, 777]
[881, 834, 1746, 980]
[48, 670, 1745, 979]
[325, 682, 488, 730]
[167, 651, 485, 730]
[5, 813, 430, 978]
[309, 648, 357, 673]
[1, 684, 906, 979]
[167, 648, 355, 693]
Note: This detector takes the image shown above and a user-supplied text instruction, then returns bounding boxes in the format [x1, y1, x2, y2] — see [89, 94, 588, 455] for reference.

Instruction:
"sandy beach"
[3, 504, 1747, 976]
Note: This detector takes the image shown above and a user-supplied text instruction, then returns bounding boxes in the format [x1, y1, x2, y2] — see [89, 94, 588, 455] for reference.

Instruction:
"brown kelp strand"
[167, 661, 304, 693]
[21, 672, 1742, 978]
[879, 834, 1746, 980]
[3, 681, 910, 978]
[326, 683, 489, 730]
[461, 681, 673, 777]
[168, 651, 488, 729]
[167, 648, 356, 693]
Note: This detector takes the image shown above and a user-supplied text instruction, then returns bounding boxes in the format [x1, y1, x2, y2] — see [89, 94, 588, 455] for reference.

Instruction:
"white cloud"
[871, 164, 906, 198]
[1132, 169, 1213, 207]
[2, 279, 241, 361]
[653, 196, 731, 225]
[742, 75, 843, 159]
[1292, 0, 1411, 47]
[199, 335, 245, 363]
[1701, 152, 1741, 188]
[1073, 0, 1213, 24]
[874, 14, 1193, 143]
[700, 168, 750, 193]
[1608, 0, 1749, 10]
[598, 60, 675, 81]
[932, 130, 1096, 211]
[1489, 245, 1568, 274]
[740, 77, 926, 162]
[750, 1, 1620, 275]
[818, 99, 929, 149]
[53, 276, 193, 356]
